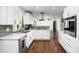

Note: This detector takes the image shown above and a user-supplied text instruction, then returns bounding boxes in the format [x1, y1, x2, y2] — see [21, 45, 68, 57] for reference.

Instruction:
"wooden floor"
[25, 31, 66, 53]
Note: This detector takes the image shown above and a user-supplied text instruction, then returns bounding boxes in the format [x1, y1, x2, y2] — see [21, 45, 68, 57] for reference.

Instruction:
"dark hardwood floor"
[25, 31, 66, 53]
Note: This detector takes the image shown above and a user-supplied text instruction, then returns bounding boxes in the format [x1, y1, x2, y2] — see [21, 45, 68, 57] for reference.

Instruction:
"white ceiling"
[21, 6, 66, 18]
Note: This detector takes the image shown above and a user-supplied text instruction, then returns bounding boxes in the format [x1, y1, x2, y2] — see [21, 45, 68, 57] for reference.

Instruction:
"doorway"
[53, 21, 57, 32]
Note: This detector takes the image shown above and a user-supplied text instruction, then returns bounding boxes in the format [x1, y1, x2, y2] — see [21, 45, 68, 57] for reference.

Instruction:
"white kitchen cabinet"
[7, 7, 16, 25]
[0, 40, 19, 53]
[8, 6, 25, 25]
[24, 12, 33, 24]
[0, 6, 18, 25]
[59, 33, 71, 53]
[7, 7, 19, 25]
[61, 6, 79, 53]
[0, 6, 24, 25]
[56, 19, 61, 32]
[63, 7, 79, 18]
[36, 21, 50, 26]
[59, 32, 79, 53]
[36, 20, 53, 31]
[18, 7, 25, 21]
[0, 33, 28, 53]
[26, 36, 33, 48]
[25, 31, 34, 48]
[0, 7, 8, 25]
[34, 30, 50, 40]
[59, 6, 79, 53]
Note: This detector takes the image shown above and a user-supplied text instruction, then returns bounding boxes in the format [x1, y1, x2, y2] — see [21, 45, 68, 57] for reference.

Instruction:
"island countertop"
[0, 33, 27, 40]
[0, 29, 35, 40]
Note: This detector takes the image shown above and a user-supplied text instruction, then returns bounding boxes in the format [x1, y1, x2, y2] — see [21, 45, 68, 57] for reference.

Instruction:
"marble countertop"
[0, 29, 49, 40]
[0, 33, 28, 40]
[0, 29, 35, 40]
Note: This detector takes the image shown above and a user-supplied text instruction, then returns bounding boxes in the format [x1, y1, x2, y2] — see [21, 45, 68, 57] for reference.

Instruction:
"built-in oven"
[64, 15, 77, 38]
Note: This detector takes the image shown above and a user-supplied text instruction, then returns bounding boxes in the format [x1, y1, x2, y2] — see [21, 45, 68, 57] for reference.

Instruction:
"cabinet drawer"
[26, 37, 33, 48]
[59, 38, 72, 53]
[65, 41, 72, 52]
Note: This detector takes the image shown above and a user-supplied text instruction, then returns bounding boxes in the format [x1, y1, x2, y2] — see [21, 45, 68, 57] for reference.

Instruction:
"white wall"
[56, 18, 61, 32]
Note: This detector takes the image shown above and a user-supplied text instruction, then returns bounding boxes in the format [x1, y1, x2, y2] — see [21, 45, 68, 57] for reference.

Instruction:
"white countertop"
[0, 29, 35, 40]
[0, 33, 27, 40]
[0, 29, 49, 40]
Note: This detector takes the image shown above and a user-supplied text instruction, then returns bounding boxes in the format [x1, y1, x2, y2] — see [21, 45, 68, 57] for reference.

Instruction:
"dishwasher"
[19, 36, 26, 53]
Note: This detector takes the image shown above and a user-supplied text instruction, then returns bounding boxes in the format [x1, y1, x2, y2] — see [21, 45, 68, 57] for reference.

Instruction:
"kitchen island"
[34, 30, 50, 40]
[0, 29, 50, 53]
[0, 33, 27, 53]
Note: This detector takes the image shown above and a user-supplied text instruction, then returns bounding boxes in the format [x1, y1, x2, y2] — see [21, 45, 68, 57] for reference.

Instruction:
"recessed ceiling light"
[35, 7, 39, 10]
[52, 7, 55, 10]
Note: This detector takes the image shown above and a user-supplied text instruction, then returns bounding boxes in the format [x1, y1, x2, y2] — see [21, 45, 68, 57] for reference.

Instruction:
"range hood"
[39, 12, 44, 21]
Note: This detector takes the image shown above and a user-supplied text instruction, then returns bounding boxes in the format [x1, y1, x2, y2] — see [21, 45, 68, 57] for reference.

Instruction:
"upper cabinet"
[63, 7, 79, 18]
[0, 6, 25, 25]
[7, 7, 19, 25]
[0, 7, 8, 25]
[0, 6, 18, 25]
[24, 12, 33, 25]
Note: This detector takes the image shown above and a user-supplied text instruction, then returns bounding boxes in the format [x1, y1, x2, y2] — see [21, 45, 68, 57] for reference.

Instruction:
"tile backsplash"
[0, 25, 13, 37]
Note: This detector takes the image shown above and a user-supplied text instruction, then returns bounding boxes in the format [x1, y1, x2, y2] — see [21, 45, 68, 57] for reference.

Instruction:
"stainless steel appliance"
[19, 36, 26, 53]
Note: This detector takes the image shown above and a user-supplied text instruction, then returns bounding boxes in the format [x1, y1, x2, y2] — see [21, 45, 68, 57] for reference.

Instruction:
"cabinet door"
[8, 7, 19, 25]
[25, 32, 33, 48]
[24, 13, 29, 24]
[0, 7, 8, 25]
[25, 35, 31, 48]
[0, 40, 19, 53]
[7, 7, 14, 24]
[0, 6, 19, 25]
[24, 13, 33, 24]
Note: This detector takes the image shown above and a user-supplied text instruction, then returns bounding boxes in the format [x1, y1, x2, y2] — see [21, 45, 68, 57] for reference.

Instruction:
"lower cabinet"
[25, 36, 33, 48]
[0, 40, 19, 53]
[59, 33, 79, 53]
[25, 32, 34, 48]
[59, 33, 72, 53]
[34, 30, 50, 40]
